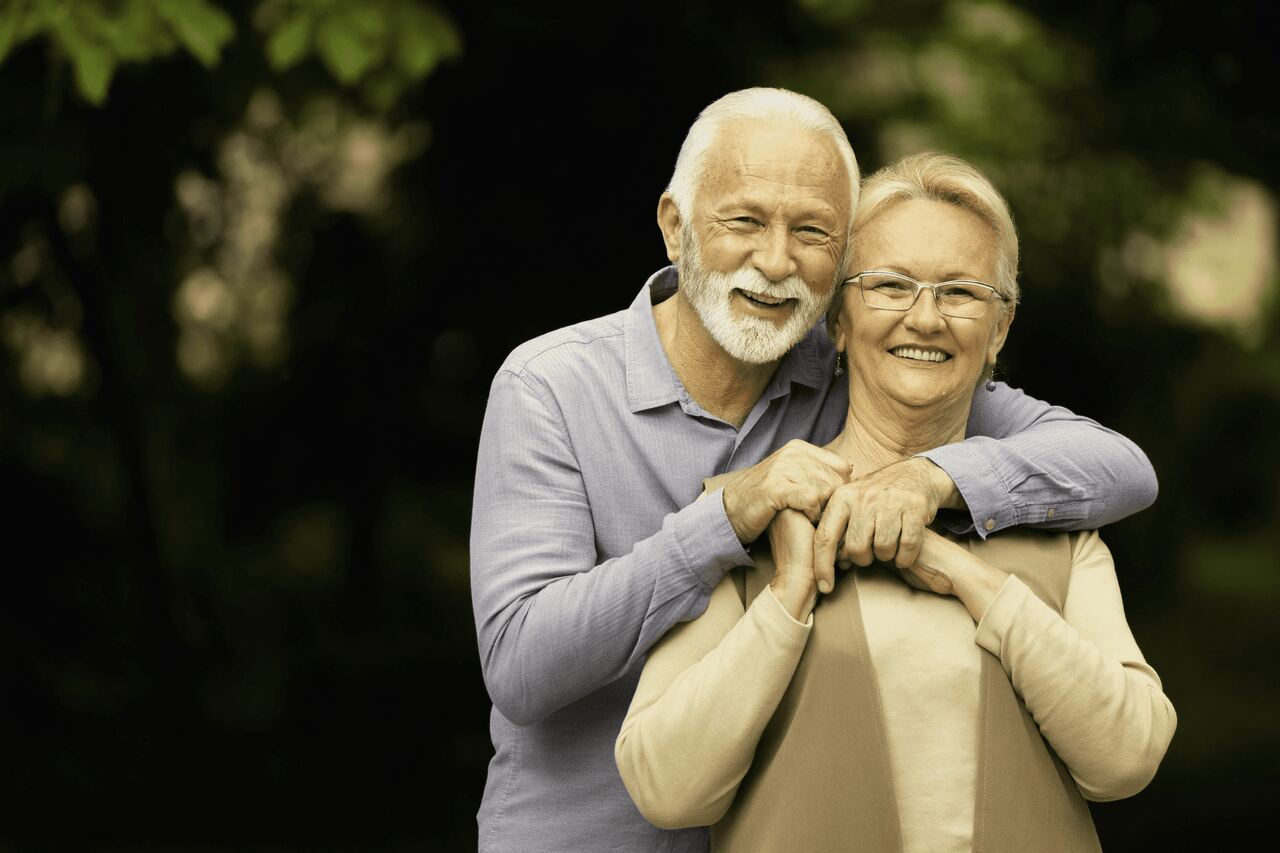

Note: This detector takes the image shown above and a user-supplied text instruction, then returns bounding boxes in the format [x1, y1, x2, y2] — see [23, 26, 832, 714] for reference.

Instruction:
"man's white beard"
[679, 235, 831, 365]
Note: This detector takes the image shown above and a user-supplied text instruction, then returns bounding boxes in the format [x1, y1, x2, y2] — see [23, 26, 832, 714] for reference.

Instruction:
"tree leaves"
[264, 9, 312, 72]
[263, 0, 462, 107]
[50, 15, 117, 105]
[153, 0, 235, 68]
[0, 0, 234, 104]
[0, 0, 460, 110]
[315, 6, 386, 84]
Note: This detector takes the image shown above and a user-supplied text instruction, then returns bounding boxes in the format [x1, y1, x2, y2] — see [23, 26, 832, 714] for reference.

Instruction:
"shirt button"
[984, 518, 996, 531]
[1046, 508, 1057, 520]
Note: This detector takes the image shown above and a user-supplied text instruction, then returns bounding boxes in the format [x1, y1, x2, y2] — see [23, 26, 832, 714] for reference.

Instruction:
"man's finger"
[872, 511, 902, 563]
[814, 498, 851, 581]
[786, 486, 825, 525]
[896, 516, 925, 569]
[844, 509, 874, 567]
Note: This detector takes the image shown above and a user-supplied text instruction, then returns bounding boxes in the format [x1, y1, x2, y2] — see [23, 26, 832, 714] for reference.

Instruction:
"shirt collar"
[624, 266, 831, 414]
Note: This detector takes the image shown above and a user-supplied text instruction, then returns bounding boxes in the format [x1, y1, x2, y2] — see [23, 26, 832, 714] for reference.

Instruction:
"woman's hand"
[904, 530, 1010, 622]
[766, 508, 819, 621]
[813, 457, 959, 573]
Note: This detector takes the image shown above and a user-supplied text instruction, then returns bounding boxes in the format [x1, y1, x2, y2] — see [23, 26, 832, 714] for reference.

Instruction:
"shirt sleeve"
[615, 578, 811, 829]
[973, 531, 1177, 800]
[920, 381, 1158, 538]
[470, 368, 750, 727]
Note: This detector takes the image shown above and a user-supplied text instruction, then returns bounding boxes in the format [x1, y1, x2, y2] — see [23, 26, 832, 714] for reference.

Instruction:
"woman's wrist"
[769, 575, 817, 622]
[951, 555, 1009, 622]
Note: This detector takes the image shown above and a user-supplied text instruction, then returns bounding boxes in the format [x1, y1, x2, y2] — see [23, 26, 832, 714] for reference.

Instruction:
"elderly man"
[469, 88, 1156, 852]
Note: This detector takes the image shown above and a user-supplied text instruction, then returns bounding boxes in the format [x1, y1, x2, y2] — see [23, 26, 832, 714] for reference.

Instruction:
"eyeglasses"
[845, 270, 1007, 319]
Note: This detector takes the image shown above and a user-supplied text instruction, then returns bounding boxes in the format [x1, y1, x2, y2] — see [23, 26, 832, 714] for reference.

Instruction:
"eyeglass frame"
[843, 270, 1009, 319]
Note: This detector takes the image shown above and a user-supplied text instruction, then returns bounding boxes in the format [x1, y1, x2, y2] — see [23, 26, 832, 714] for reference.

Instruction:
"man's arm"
[920, 381, 1158, 537]
[809, 382, 1157, 572]
[470, 369, 747, 727]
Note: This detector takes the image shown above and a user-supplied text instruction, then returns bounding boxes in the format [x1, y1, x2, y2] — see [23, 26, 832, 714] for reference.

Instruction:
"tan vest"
[713, 529, 1102, 853]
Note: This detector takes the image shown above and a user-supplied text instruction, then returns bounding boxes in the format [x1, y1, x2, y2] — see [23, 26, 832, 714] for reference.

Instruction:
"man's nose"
[751, 225, 798, 282]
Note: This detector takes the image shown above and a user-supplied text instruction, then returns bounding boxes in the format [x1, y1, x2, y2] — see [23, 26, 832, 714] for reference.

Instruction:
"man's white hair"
[667, 88, 861, 242]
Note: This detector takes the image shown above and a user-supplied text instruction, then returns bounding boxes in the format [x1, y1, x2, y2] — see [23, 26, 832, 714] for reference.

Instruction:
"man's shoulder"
[498, 307, 628, 385]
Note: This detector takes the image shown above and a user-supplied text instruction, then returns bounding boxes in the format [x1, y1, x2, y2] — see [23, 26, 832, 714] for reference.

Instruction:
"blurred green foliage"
[260, 0, 461, 109]
[0, 0, 237, 103]
[0, 0, 459, 107]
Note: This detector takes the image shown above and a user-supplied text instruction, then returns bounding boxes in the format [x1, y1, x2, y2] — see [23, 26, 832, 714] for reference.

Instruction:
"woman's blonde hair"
[829, 152, 1020, 331]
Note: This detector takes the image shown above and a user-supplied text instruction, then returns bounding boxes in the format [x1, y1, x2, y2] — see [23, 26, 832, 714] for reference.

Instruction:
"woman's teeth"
[891, 346, 950, 363]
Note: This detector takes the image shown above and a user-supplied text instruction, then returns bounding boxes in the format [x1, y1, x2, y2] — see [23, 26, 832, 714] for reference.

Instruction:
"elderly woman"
[614, 152, 1176, 852]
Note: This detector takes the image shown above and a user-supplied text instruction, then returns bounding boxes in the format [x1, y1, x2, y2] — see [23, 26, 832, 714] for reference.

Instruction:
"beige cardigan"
[615, 529, 1176, 852]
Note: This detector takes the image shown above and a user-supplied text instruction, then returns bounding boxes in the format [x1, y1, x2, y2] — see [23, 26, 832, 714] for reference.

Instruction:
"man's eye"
[731, 216, 761, 226]
[796, 226, 828, 237]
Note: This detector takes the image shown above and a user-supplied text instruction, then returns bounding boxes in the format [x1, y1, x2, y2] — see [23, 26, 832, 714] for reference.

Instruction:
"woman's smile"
[888, 345, 952, 363]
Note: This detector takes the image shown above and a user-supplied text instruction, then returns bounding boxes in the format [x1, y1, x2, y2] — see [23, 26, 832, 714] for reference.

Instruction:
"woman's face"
[835, 198, 1013, 411]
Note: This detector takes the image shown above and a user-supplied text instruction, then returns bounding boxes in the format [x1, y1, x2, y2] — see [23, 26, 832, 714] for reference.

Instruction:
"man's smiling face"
[677, 120, 852, 365]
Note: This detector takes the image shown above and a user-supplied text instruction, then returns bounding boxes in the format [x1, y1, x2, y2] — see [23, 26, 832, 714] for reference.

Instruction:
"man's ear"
[657, 193, 684, 263]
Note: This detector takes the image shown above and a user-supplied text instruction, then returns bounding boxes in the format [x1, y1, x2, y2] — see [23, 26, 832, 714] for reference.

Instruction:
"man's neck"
[652, 293, 779, 429]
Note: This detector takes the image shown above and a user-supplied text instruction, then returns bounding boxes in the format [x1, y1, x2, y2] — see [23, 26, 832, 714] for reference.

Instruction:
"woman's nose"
[903, 286, 947, 332]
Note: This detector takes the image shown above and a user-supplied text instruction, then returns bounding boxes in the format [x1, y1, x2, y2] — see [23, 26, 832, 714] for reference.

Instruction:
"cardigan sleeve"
[974, 530, 1177, 800]
[615, 575, 811, 828]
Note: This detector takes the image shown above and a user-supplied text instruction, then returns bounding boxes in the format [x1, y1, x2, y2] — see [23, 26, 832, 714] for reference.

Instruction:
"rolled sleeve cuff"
[672, 487, 753, 589]
[918, 442, 1014, 539]
[974, 574, 1030, 658]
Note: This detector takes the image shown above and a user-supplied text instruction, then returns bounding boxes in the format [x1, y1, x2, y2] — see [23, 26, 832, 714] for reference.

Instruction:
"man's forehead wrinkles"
[737, 165, 836, 188]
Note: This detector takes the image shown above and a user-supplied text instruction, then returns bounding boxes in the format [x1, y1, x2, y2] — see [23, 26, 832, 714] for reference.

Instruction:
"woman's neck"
[826, 378, 972, 475]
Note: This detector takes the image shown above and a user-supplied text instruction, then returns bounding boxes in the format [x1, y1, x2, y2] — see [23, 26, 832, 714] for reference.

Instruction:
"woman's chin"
[881, 377, 973, 410]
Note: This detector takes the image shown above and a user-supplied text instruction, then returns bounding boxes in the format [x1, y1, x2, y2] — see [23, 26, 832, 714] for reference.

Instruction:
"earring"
[834, 351, 845, 378]
[985, 364, 997, 391]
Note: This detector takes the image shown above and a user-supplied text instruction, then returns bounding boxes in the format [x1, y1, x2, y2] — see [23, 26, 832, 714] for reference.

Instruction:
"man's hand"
[814, 457, 960, 572]
[721, 440, 851, 544]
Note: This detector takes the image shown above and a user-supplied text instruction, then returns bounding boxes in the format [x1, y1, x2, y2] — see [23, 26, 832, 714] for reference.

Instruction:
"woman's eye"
[938, 286, 978, 302]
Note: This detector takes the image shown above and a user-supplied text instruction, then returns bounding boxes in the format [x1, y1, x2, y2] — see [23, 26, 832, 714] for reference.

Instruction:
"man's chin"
[712, 323, 806, 365]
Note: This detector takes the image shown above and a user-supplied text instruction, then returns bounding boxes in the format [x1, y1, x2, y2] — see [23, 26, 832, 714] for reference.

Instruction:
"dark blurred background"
[1, 0, 1276, 849]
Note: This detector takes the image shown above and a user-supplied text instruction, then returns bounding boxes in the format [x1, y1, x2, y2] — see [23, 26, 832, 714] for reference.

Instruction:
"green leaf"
[0, 1, 25, 65]
[154, 0, 235, 68]
[394, 2, 460, 81]
[314, 9, 383, 84]
[345, 5, 387, 42]
[111, 0, 177, 62]
[265, 10, 313, 71]
[52, 18, 116, 105]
